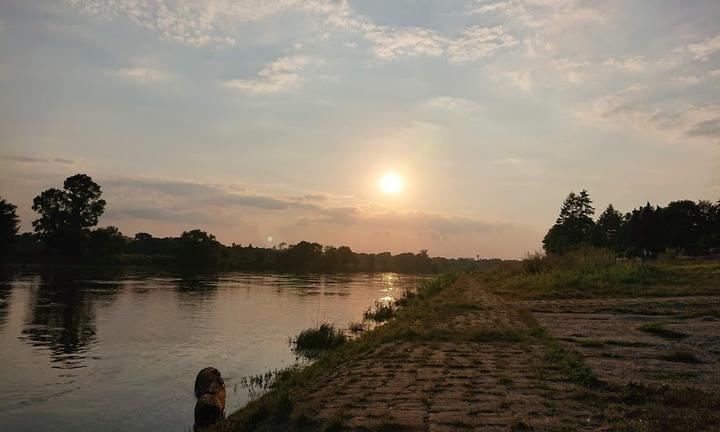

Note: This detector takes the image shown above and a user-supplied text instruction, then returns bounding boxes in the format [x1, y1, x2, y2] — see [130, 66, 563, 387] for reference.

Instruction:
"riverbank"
[215, 252, 720, 431]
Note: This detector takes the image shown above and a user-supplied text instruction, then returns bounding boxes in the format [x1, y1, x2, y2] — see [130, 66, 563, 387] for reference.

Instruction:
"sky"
[0, 0, 719, 259]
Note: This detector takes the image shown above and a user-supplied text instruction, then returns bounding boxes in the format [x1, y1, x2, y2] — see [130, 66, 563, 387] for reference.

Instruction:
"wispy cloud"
[687, 34, 720, 60]
[102, 176, 513, 241]
[366, 27, 445, 60]
[224, 56, 308, 93]
[501, 70, 533, 90]
[423, 96, 483, 112]
[603, 56, 647, 72]
[114, 67, 172, 83]
[578, 83, 720, 144]
[65, 0, 521, 64]
[468, 0, 604, 28]
[0, 155, 75, 164]
[447, 26, 518, 63]
[66, 0, 238, 46]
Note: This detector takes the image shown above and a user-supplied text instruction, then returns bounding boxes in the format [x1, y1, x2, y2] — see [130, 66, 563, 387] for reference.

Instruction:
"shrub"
[363, 301, 395, 322]
[292, 323, 346, 358]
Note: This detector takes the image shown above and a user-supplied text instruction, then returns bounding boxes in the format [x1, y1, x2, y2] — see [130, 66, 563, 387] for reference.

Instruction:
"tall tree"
[89, 226, 127, 257]
[620, 203, 662, 257]
[543, 190, 596, 254]
[592, 204, 624, 248]
[177, 229, 221, 269]
[0, 197, 20, 261]
[32, 174, 106, 254]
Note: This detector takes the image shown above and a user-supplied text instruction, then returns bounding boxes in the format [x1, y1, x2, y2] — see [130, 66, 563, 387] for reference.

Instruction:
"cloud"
[447, 26, 518, 63]
[108, 207, 216, 224]
[366, 26, 445, 60]
[687, 118, 720, 139]
[363, 211, 502, 239]
[423, 96, 483, 112]
[501, 70, 533, 90]
[224, 56, 308, 93]
[289, 194, 328, 202]
[687, 34, 720, 60]
[578, 83, 720, 144]
[603, 56, 647, 72]
[66, 0, 522, 64]
[114, 67, 172, 83]
[550, 58, 588, 83]
[0, 155, 75, 164]
[66, 0, 238, 46]
[671, 75, 703, 86]
[102, 176, 512, 242]
[468, 0, 604, 28]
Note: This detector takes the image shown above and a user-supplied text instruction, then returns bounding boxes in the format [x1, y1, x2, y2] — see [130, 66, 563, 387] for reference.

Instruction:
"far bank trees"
[0, 197, 20, 261]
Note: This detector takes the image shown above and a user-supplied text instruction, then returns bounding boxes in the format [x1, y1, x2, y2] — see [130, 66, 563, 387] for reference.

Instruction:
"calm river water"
[0, 269, 430, 432]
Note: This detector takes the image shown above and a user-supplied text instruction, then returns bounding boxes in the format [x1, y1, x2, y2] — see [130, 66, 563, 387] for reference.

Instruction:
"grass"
[611, 382, 720, 432]
[518, 308, 600, 388]
[484, 249, 720, 300]
[291, 323, 347, 359]
[566, 338, 653, 348]
[363, 301, 396, 322]
[645, 371, 700, 380]
[215, 258, 720, 432]
[347, 321, 365, 334]
[638, 323, 689, 340]
[213, 273, 461, 432]
[660, 349, 703, 364]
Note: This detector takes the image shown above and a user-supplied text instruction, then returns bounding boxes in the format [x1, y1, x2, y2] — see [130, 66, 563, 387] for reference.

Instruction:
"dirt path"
[280, 275, 606, 431]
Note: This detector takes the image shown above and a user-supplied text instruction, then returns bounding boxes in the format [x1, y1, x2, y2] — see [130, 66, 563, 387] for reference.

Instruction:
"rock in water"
[194, 367, 226, 431]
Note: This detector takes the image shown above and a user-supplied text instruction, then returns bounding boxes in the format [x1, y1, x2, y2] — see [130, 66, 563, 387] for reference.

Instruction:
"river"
[0, 269, 430, 431]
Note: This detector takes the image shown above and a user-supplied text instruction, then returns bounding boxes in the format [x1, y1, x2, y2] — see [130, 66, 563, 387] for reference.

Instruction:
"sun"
[379, 172, 404, 194]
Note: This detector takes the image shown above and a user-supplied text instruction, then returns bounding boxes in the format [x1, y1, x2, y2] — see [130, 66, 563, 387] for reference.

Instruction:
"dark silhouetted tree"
[337, 245, 355, 269]
[592, 204, 624, 248]
[177, 229, 221, 269]
[697, 200, 720, 253]
[621, 203, 663, 256]
[282, 241, 323, 271]
[32, 174, 106, 255]
[0, 197, 20, 261]
[89, 226, 128, 257]
[543, 190, 596, 254]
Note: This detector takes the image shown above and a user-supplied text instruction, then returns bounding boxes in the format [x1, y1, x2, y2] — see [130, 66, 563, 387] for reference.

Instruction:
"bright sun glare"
[379, 172, 404, 194]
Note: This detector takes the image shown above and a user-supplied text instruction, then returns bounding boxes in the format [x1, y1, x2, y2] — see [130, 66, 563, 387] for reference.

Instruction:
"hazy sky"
[1, 0, 719, 259]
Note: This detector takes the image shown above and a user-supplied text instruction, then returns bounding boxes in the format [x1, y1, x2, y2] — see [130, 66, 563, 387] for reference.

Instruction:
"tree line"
[0, 174, 499, 273]
[543, 190, 720, 257]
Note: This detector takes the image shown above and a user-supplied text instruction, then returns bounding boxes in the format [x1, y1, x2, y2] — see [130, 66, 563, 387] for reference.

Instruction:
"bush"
[363, 301, 396, 322]
[291, 323, 346, 358]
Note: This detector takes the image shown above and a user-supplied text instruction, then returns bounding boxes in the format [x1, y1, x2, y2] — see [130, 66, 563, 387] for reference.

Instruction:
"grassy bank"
[211, 253, 720, 431]
[214, 274, 462, 431]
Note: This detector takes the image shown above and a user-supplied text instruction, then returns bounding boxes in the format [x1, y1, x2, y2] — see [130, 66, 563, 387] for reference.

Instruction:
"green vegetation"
[291, 323, 347, 359]
[639, 323, 689, 340]
[612, 383, 720, 432]
[660, 349, 703, 364]
[0, 197, 20, 262]
[209, 259, 720, 432]
[543, 190, 720, 257]
[363, 301, 396, 322]
[347, 321, 365, 334]
[2, 174, 500, 273]
[483, 248, 719, 300]
[211, 274, 461, 431]
[645, 371, 700, 380]
[31, 174, 107, 257]
[566, 338, 653, 348]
